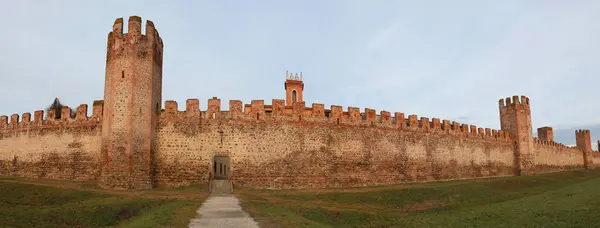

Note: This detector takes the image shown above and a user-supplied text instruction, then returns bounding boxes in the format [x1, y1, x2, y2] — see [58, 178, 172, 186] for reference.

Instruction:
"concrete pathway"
[188, 194, 260, 228]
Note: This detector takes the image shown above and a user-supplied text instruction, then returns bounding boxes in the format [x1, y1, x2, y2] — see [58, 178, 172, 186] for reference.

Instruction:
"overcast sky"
[0, 1, 599, 143]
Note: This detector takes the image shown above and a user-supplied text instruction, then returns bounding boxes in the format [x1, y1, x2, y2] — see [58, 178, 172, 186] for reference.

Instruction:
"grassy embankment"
[0, 177, 207, 228]
[237, 169, 600, 228]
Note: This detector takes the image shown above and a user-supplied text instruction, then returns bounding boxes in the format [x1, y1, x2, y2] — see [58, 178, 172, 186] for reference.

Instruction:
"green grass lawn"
[237, 169, 600, 228]
[0, 177, 207, 228]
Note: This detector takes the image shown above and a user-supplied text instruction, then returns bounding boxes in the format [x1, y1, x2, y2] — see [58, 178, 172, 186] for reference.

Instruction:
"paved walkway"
[188, 194, 260, 228]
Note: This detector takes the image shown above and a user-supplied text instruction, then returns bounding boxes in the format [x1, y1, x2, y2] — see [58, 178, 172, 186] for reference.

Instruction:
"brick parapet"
[0, 100, 104, 134]
[156, 99, 512, 144]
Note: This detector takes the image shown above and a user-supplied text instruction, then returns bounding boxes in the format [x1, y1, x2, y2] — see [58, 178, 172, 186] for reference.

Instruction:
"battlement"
[533, 137, 578, 150]
[498, 95, 530, 109]
[107, 16, 163, 64]
[0, 100, 103, 132]
[575, 129, 591, 135]
[157, 98, 512, 143]
[111, 16, 162, 43]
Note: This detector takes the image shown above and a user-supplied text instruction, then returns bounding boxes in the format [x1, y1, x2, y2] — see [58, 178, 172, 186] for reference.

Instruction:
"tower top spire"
[286, 71, 303, 81]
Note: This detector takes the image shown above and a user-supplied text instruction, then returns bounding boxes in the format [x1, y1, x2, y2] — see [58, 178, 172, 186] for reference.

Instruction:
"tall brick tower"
[285, 71, 304, 106]
[576, 129, 593, 169]
[100, 16, 163, 189]
[499, 95, 535, 175]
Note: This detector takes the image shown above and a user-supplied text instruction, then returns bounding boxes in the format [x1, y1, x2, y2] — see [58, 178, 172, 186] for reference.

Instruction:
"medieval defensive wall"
[0, 16, 598, 190]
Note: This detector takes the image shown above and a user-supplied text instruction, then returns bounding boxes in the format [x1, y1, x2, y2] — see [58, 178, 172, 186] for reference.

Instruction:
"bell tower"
[100, 16, 164, 189]
[285, 71, 304, 106]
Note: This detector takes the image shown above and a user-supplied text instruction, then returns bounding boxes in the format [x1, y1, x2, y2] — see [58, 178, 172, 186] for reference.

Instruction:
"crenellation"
[394, 112, 405, 129]
[478, 127, 484, 138]
[9, 114, 19, 129]
[164, 100, 178, 116]
[293, 102, 306, 116]
[442, 120, 451, 132]
[312, 103, 325, 117]
[408, 114, 418, 130]
[365, 108, 376, 122]
[145, 20, 156, 38]
[33, 110, 43, 125]
[0, 115, 7, 130]
[380, 111, 391, 126]
[75, 105, 88, 121]
[470, 125, 477, 136]
[431, 118, 441, 131]
[348, 107, 361, 123]
[250, 100, 265, 120]
[127, 16, 142, 35]
[512, 95, 520, 104]
[186, 99, 200, 116]
[330, 105, 343, 124]
[229, 100, 243, 118]
[21, 113, 31, 128]
[461, 124, 469, 133]
[112, 18, 123, 34]
[272, 99, 285, 116]
[92, 100, 103, 122]
[61, 106, 72, 122]
[492, 129, 497, 137]
[419, 117, 430, 132]
[206, 97, 221, 120]
[451, 121, 460, 132]
[485, 128, 491, 137]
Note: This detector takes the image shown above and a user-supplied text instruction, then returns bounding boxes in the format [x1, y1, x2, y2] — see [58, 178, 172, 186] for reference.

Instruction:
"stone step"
[210, 179, 232, 194]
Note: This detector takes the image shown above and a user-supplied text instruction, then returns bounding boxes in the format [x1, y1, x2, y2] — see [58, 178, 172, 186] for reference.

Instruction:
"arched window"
[292, 90, 297, 103]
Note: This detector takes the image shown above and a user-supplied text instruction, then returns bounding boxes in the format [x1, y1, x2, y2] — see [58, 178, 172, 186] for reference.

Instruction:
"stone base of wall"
[0, 151, 100, 181]
[535, 165, 585, 174]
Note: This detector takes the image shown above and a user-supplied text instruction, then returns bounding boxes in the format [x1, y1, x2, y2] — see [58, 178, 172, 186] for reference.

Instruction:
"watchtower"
[499, 95, 535, 175]
[285, 71, 304, 106]
[576, 129, 593, 169]
[100, 16, 164, 189]
[537, 126, 553, 142]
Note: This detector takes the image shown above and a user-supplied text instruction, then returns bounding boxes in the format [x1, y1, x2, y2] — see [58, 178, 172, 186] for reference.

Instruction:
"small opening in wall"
[212, 113, 216, 119]
[337, 118, 340, 125]
[224, 164, 227, 176]
[220, 163, 222, 175]
[213, 161, 216, 173]
[292, 90, 297, 103]
[121, 71, 124, 79]
[299, 115, 302, 121]
[156, 103, 159, 114]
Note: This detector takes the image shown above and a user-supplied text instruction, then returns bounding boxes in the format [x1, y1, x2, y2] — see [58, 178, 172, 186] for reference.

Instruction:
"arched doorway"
[213, 155, 230, 180]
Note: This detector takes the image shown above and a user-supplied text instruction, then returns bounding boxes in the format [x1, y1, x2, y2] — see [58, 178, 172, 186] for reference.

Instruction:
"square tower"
[537, 126, 553, 142]
[499, 95, 535, 175]
[576, 129, 594, 169]
[101, 16, 164, 189]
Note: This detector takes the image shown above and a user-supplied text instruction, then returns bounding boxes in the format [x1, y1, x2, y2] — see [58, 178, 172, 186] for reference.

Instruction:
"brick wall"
[153, 101, 515, 189]
[593, 153, 600, 168]
[223, 120, 514, 189]
[533, 140, 585, 173]
[0, 126, 102, 180]
[0, 98, 595, 190]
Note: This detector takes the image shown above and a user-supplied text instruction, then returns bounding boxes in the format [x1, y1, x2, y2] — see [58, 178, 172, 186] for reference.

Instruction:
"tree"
[46, 98, 76, 119]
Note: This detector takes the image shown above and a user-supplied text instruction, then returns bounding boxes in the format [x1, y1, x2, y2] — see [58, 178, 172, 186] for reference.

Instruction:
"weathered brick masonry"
[0, 16, 598, 189]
